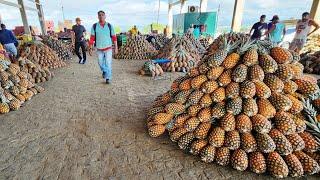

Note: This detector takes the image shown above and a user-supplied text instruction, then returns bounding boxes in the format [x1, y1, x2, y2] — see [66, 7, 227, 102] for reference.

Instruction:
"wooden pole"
[231, 0, 245, 32]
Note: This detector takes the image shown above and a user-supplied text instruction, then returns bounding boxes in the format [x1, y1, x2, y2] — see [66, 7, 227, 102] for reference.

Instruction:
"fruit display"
[301, 35, 320, 54]
[156, 35, 202, 72]
[184, 32, 207, 55]
[199, 36, 214, 49]
[19, 42, 66, 69]
[138, 60, 164, 78]
[116, 35, 158, 60]
[149, 34, 170, 51]
[41, 36, 72, 60]
[300, 50, 320, 74]
[0, 59, 45, 114]
[146, 37, 320, 178]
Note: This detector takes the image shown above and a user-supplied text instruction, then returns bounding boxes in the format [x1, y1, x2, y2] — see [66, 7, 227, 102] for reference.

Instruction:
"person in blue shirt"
[265, 15, 286, 45]
[0, 24, 18, 57]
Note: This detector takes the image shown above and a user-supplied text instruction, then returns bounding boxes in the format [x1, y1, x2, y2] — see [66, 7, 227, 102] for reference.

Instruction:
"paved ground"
[0, 55, 318, 179]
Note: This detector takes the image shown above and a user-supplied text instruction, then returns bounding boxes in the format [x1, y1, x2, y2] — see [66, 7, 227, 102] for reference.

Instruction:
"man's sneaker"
[102, 72, 106, 78]
[81, 60, 86, 64]
[78, 59, 82, 64]
[106, 79, 111, 84]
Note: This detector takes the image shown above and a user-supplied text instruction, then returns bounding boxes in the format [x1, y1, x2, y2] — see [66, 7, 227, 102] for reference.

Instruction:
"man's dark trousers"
[75, 41, 86, 63]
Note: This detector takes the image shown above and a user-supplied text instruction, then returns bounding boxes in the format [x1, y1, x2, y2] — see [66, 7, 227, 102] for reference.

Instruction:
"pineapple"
[269, 92, 292, 111]
[240, 80, 256, 98]
[257, 98, 276, 119]
[259, 54, 278, 73]
[191, 75, 207, 89]
[190, 139, 208, 155]
[275, 64, 294, 81]
[199, 94, 212, 108]
[267, 152, 289, 178]
[187, 105, 202, 117]
[236, 114, 252, 133]
[174, 114, 190, 128]
[211, 87, 225, 102]
[230, 149, 248, 171]
[295, 79, 319, 96]
[269, 129, 293, 155]
[165, 103, 185, 115]
[305, 152, 320, 165]
[207, 39, 233, 67]
[242, 98, 258, 117]
[226, 97, 242, 115]
[188, 67, 200, 77]
[289, 63, 303, 79]
[270, 47, 292, 64]
[197, 107, 211, 122]
[15, 94, 25, 103]
[249, 152, 266, 174]
[173, 89, 192, 104]
[200, 145, 216, 163]
[211, 102, 226, 119]
[251, 114, 272, 133]
[220, 113, 236, 131]
[299, 132, 320, 152]
[184, 117, 201, 131]
[217, 69, 232, 87]
[286, 133, 305, 151]
[289, 50, 300, 62]
[264, 74, 284, 93]
[243, 48, 258, 66]
[178, 132, 195, 150]
[194, 122, 211, 139]
[8, 98, 21, 111]
[222, 52, 240, 69]
[225, 82, 240, 99]
[148, 125, 166, 137]
[0, 103, 10, 114]
[201, 80, 218, 94]
[283, 80, 298, 94]
[240, 132, 257, 153]
[232, 64, 248, 83]
[292, 114, 306, 133]
[287, 95, 303, 114]
[224, 130, 240, 150]
[170, 127, 188, 142]
[187, 90, 204, 105]
[153, 113, 174, 125]
[274, 111, 297, 135]
[206, 66, 224, 80]
[284, 154, 304, 177]
[179, 78, 192, 90]
[254, 81, 271, 99]
[255, 133, 276, 153]
[215, 147, 231, 166]
[293, 151, 320, 175]
[248, 64, 265, 82]
[208, 127, 225, 147]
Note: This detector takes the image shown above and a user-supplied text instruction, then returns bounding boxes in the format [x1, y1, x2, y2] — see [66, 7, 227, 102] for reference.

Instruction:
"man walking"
[265, 15, 286, 45]
[249, 15, 268, 40]
[289, 12, 319, 53]
[0, 24, 18, 58]
[89, 10, 118, 84]
[72, 17, 87, 64]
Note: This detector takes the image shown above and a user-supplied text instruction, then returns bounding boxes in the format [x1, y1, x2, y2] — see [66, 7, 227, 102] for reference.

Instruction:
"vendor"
[129, 25, 139, 36]
[0, 24, 18, 57]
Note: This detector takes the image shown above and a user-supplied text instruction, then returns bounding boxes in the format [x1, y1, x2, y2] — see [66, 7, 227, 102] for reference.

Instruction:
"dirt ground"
[0, 55, 318, 180]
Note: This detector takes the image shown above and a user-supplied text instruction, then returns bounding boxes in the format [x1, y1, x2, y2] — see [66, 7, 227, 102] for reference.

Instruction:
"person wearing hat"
[265, 15, 286, 45]
[249, 15, 268, 40]
[289, 12, 319, 53]
[72, 17, 87, 64]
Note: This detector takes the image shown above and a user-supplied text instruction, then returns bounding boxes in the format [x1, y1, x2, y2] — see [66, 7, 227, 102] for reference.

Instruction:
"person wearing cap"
[249, 15, 268, 40]
[289, 12, 319, 53]
[88, 10, 118, 84]
[72, 17, 87, 64]
[265, 15, 286, 44]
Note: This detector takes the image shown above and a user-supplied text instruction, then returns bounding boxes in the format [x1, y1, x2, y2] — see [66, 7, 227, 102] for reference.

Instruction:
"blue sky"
[0, 0, 313, 31]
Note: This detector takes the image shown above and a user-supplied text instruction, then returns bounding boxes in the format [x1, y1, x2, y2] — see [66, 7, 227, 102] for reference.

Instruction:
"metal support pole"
[35, 0, 46, 35]
[180, 0, 186, 14]
[168, 4, 173, 37]
[200, 0, 208, 12]
[17, 0, 31, 35]
[231, 0, 245, 32]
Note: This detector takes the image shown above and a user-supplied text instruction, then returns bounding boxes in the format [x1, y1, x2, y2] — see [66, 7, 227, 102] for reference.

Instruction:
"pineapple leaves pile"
[116, 35, 158, 60]
[146, 35, 320, 178]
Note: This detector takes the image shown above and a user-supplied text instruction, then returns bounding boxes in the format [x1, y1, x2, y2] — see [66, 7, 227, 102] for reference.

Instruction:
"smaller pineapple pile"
[156, 35, 201, 72]
[138, 60, 164, 77]
[42, 36, 72, 60]
[19, 42, 66, 69]
[199, 36, 213, 49]
[116, 35, 158, 60]
[0, 59, 45, 114]
[300, 50, 320, 75]
[184, 32, 207, 55]
[149, 34, 170, 50]
[146, 37, 320, 178]
[301, 34, 320, 54]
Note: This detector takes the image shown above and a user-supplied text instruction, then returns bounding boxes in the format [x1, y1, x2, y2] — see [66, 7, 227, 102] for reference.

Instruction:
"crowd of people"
[249, 12, 319, 53]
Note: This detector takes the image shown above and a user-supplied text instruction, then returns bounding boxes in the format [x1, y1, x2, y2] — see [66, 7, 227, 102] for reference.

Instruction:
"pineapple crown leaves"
[302, 97, 320, 144]
[235, 38, 255, 55]
[0, 91, 9, 104]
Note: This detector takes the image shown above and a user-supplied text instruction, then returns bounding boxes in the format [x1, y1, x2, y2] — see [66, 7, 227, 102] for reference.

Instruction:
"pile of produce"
[138, 60, 164, 78]
[301, 35, 320, 54]
[42, 36, 72, 60]
[116, 36, 158, 60]
[156, 35, 201, 72]
[149, 34, 170, 50]
[300, 50, 320, 75]
[19, 42, 66, 69]
[199, 36, 213, 49]
[146, 37, 320, 178]
[0, 59, 45, 114]
[184, 33, 207, 55]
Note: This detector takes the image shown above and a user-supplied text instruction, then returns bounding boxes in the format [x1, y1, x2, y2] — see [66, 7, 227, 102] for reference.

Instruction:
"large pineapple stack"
[0, 59, 45, 114]
[146, 37, 320, 178]
[41, 36, 72, 60]
[116, 35, 158, 60]
[19, 42, 66, 69]
[156, 35, 202, 72]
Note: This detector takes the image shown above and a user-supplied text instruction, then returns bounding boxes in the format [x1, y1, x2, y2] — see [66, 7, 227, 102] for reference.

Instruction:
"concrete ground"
[0, 55, 318, 179]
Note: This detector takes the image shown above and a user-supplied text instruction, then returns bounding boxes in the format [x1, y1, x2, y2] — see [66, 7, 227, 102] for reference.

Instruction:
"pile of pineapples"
[301, 34, 320, 54]
[41, 36, 72, 60]
[146, 38, 320, 178]
[199, 36, 214, 49]
[0, 60, 45, 114]
[156, 35, 202, 72]
[116, 35, 158, 60]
